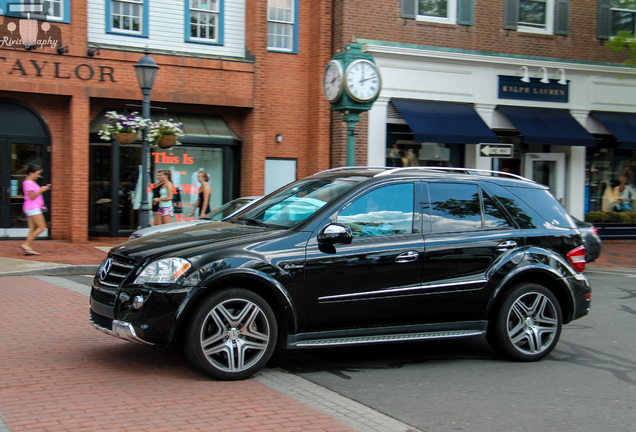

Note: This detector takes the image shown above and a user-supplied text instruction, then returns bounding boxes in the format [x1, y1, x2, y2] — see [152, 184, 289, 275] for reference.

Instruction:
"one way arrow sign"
[479, 144, 514, 158]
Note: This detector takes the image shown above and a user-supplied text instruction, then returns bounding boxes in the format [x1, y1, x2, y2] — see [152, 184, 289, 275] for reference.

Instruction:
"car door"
[303, 181, 425, 331]
[420, 181, 524, 322]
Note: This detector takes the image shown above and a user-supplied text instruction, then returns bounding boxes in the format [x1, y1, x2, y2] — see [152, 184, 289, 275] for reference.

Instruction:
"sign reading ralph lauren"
[498, 75, 568, 103]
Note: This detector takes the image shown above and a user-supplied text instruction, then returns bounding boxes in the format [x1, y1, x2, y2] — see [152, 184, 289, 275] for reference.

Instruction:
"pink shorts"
[157, 206, 174, 217]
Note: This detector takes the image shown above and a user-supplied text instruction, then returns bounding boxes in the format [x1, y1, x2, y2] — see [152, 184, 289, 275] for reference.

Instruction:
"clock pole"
[343, 112, 360, 166]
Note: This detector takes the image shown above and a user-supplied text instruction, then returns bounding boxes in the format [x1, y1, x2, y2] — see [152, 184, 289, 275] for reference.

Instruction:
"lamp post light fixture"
[134, 52, 159, 229]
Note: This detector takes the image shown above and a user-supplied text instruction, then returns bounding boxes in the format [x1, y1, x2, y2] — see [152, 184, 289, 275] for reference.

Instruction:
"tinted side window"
[506, 186, 575, 228]
[338, 183, 414, 238]
[428, 183, 482, 232]
[483, 193, 512, 228]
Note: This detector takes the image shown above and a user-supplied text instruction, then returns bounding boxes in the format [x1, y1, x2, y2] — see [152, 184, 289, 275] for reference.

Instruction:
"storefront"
[88, 111, 241, 238]
[0, 99, 51, 239]
[362, 41, 636, 236]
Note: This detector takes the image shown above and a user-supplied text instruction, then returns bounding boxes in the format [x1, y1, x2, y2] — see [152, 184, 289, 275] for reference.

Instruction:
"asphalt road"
[54, 269, 636, 432]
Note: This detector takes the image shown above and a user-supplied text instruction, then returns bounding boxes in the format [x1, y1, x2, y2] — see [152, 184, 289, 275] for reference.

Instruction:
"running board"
[288, 329, 485, 349]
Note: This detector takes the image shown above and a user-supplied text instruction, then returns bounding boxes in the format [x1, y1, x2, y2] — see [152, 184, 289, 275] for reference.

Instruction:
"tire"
[487, 283, 562, 362]
[184, 288, 277, 380]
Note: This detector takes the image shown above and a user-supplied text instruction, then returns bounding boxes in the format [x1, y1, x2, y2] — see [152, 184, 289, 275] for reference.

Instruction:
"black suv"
[90, 167, 592, 380]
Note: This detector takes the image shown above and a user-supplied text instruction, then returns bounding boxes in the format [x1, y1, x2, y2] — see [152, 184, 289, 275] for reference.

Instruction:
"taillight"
[567, 245, 587, 272]
[591, 226, 599, 236]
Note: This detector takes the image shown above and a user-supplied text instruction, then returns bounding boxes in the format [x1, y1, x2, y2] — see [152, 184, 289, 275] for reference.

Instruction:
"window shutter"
[597, 0, 611, 39]
[503, 0, 519, 30]
[401, 0, 417, 19]
[458, 0, 474, 26]
[554, 0, 569, 35]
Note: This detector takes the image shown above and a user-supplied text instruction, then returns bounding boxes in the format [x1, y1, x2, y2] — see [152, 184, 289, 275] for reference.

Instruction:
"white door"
[523, 153, 566, 203]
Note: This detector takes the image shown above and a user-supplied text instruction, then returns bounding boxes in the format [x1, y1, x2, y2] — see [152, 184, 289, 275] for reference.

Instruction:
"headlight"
[134, 258, 192, 284]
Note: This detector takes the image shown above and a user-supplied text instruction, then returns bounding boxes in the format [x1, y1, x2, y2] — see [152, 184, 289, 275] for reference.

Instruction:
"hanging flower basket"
[113, 132, 139, 144]
[98, 111, 147, 143]
[157, 133, 178, 149]
[148, 119, 183, 149]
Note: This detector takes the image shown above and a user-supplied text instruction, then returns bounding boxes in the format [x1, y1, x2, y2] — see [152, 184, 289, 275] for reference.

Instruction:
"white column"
[367, 97, 389, 166]
[565, 146, 587, 219]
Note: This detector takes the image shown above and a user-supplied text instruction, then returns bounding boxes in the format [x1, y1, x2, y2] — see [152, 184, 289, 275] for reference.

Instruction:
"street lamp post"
[134, 52, 159, 229]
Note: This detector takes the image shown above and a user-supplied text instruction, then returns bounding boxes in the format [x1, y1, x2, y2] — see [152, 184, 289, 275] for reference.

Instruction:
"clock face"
[323, 60, 343, 102]
[344, 59, 381, 102]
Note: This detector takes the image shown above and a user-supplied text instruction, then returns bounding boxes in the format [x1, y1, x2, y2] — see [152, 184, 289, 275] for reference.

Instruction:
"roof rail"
[314, 166, 388, 175]
[375, 166, 534, 182]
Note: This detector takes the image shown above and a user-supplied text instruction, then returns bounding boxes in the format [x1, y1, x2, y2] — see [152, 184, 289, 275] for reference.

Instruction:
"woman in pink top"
[22, 165, 51, 255]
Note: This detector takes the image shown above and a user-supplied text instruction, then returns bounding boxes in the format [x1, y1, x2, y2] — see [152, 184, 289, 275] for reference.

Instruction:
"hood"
[131, 219, 212, 238]
[112, 221, 278, 260]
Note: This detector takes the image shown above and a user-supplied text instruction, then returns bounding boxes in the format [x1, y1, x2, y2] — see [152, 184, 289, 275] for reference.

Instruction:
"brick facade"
[0, 0, 334, 241]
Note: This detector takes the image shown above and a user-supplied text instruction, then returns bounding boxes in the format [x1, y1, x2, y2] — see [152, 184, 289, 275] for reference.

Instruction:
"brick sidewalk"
[0, 277, 357, 432]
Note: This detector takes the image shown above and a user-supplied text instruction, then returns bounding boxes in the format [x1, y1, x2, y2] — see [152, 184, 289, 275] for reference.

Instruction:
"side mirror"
[318, 223, 353, 246]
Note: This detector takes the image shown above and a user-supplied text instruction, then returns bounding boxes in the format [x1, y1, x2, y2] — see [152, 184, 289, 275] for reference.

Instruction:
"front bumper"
[89, 282, 191, 345]
[89, 310, 153, 345]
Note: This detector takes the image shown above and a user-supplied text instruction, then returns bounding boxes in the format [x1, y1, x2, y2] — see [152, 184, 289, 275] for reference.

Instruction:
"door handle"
[497, 240, 517, 252]
[395, 251, 419, 263]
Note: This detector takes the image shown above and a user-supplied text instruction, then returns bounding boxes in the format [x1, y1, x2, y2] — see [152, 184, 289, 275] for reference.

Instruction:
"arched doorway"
[0, 99, 51, 238]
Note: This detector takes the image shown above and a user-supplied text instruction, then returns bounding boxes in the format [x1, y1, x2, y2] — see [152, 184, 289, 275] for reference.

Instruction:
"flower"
[147, 119, 184, 145]
[98, 111, 148, 142]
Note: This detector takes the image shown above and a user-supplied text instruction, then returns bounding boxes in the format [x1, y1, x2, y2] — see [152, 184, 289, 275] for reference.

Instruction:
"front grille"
[97, 254, 138, 288]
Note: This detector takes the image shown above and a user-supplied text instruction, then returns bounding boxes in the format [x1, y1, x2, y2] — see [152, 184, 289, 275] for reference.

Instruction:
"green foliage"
[605, 31, 636, 68]
[586, 211, 636, 223]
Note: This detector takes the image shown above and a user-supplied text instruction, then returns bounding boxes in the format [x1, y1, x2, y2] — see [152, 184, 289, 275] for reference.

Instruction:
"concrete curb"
[0, 265, 99, 277]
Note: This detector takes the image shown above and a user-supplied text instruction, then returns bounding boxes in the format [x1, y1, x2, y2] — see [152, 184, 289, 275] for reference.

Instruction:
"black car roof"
[312, 166, 541, 188]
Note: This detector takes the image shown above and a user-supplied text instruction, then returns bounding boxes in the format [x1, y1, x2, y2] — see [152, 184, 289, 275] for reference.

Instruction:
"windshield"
[233, 177, 360, 228]
[204, 198, 253, 221]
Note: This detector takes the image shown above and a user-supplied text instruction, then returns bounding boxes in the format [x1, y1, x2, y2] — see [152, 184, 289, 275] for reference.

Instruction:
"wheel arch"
[173, 269, 298, 347]
[488, 267, 576, 324]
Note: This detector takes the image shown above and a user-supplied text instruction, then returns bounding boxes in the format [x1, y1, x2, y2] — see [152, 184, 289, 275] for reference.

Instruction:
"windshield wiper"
[236, 217, 269, 228]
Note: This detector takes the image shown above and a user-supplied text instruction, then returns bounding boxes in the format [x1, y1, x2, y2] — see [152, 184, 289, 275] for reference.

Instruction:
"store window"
[151, 146, 224, 219]
[585, 147, 636, 215]
[89, 142, 233, 236]
[386, 124, 464, 168]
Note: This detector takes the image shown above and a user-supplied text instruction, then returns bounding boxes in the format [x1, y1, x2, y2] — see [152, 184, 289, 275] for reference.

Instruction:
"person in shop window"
[603, 175, 635, 212]
[152, 169, 174, 225]
[21, 165, 51, 255]
[190, 171, 211, 218]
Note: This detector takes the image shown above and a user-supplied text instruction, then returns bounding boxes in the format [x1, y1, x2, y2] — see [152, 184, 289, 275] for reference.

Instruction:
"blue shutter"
[503, 0, 519, 30]
[458, 0, 473, 26]
[555, 0, 569, 35]
[401, 0, 417, 19]
[597, 0, 611, 40]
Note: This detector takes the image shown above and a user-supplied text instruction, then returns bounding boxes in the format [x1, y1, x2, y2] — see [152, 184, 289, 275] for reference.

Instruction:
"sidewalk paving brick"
[0, 277, 359, 432]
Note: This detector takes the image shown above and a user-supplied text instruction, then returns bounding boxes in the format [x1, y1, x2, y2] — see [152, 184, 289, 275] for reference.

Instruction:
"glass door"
[523, 153, 566, 203]
[0, 139, 50, 238]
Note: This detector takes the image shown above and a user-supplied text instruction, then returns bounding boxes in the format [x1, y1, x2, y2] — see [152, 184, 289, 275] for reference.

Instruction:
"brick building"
[0, 0, 332, 241]
[330, 0, 636, 233]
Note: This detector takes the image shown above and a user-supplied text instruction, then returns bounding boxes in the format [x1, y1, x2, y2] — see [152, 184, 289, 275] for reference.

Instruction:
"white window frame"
[109, 0, 144, 35]
[267, 0, 296, 52]
[188, 0, 220, 43]
[610, 0, 636, 36]
[517, 0, 554, 35]
[43, 0, 63, 21]
[416, 0, 457, 25]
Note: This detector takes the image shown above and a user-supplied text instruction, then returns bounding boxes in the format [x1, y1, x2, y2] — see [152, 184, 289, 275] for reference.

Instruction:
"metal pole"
[343, 112, 360, 166]
[138, 88, 151, 229]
